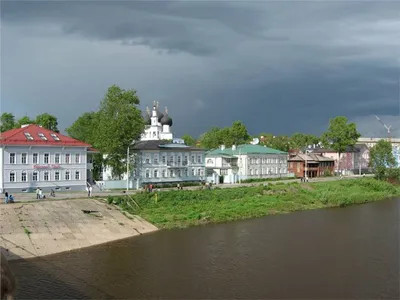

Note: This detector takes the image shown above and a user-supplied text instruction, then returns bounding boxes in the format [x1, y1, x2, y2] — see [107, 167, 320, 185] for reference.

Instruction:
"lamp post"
[126, 140, 136, 191]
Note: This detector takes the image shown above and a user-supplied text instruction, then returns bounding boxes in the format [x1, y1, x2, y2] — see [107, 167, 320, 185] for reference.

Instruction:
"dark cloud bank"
[1, 1, 400, 137]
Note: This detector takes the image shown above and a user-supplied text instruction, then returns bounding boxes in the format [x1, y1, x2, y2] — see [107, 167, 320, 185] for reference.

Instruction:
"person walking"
[89, 185, 93, 197]
[36, 187, 40, 200]
[4, 191, 9, 204]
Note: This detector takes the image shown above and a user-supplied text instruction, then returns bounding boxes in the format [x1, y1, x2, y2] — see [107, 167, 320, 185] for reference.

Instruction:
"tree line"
[0, 113, 59, 132]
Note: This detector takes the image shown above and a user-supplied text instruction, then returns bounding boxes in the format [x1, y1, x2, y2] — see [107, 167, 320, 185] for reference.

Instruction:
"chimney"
[220, 145, 225, 150]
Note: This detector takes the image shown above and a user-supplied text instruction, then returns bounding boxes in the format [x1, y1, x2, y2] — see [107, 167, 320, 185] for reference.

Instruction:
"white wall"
[2, 145, 88, 192]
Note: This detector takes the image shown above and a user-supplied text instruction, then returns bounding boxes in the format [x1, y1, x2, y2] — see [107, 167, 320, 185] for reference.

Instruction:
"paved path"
[5, 175, 372, 203]
[0, 199, 158, 260]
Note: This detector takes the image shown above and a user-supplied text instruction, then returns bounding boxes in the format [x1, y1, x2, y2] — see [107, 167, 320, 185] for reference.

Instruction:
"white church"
[101, 101, 206, 189]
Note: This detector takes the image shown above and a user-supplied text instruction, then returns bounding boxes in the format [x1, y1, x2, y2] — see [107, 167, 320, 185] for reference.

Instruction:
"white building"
[0, 124, 97, 193]
[101, 102, 206, 189]
[205, 144, 293, 184]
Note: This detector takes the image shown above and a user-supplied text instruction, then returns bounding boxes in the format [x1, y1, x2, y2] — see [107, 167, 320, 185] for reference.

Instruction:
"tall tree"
[369, 139, 397, 180]
[66, 112, 98, 144]
[0, 113, 15, 132]
[181, 134, 196, 146]
[15, 116, 35, 129]
[35, 113, 59, 132]
[95, 85, 144, 178]
[321, 116, 361, 174]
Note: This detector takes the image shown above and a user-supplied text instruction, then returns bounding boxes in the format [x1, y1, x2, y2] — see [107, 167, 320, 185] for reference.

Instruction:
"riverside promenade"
[0, 199, 158, 261]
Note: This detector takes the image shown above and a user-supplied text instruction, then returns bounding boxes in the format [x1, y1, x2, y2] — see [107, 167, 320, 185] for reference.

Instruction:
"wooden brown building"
[288, 153, 335, 178]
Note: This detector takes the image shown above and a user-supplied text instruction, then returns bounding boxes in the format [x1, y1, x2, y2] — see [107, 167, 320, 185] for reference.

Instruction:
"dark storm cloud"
[1, 0, 400, 138]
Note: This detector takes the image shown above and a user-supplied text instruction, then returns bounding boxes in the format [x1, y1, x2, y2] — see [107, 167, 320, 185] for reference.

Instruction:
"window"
[145, 156, 150, 164]
[65, 153, 70, 164]
[145, 170, 150, 178]
[191, 168, 195, 176]
[33, 153, 38, 164]
[170, 170, 174, 177]
[162, 170, 166, 177]
[24, 132, 33, 140]
[75, 171, 80, 180]
[154, 155, 159, 164]
[177, 169, 181, 177]
[50, 133, 60, 141]
[162, 156, 166, 164]
[9, 153, 15, 164]
[197, 155, 201, 164]
[44, 153, 49, 164]
[154, 170, 158, 178]
[65, 171, 70, 180]
[55, 171, 60, 181]
[169, 156, 173, 163]
[197, 168, 201, 176]
[75, 153, 80, 164]
[55, 153, 60, 164]
[21, 171, 27, 182]
[250, 169, 253, 175]
[44, 171, 49, 181]
[184, 169, 188, 177]
[9, 171, 15, 182]
[177, 156, 181, 164]
[38, 133, 47, 140]
[191, 155, 195, 164]
[33, 171, 38, 181]
[183, 156, 188, 165]
[21, 153, 27, 164]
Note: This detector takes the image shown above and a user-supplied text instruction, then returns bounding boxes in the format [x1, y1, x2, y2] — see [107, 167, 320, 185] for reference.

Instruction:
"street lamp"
[126, 140, 136, 191]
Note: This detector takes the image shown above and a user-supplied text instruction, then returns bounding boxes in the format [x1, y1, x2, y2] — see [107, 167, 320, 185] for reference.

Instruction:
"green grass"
[108, 178, 400, 229]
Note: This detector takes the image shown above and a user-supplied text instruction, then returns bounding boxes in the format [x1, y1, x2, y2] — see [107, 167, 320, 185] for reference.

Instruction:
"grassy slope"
[109, 178, 400, 229]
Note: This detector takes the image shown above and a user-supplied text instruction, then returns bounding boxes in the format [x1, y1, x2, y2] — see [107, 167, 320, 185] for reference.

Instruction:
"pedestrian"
[38, 188, 43, 199]
[36, 187, 40, 199]
[89, 185, 93, 197]
[4, 191, 8, 204]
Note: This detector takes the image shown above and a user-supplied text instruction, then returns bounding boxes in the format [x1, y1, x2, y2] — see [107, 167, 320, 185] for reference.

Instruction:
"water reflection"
[10, 198, 400, 299]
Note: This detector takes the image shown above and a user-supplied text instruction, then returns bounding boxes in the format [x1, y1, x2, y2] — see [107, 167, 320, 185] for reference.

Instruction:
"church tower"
[141, 101, 173, 141]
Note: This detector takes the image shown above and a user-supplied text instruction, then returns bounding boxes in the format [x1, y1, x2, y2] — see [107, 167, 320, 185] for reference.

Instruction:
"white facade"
[141, 103, 173, 141]
[206, 144, 292, 184]
[0, 145, 91, 193]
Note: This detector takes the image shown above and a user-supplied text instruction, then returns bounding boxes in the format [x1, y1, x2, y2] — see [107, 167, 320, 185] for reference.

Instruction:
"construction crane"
[375, 115, 392, 142]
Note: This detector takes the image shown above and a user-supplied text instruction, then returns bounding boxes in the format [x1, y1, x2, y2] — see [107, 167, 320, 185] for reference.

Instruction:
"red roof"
[0, 124, 92, 147]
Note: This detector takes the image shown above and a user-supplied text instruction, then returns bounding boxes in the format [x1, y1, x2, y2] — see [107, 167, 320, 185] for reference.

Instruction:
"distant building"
[101, 102, 206, 189]
[205, 144, 292, 184]
[288, 153, 335, 178]
[0, 124, 97, 193]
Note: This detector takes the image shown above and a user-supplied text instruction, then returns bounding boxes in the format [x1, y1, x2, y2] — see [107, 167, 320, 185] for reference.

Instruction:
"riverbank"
[108, 178, 400, 229]
[0, 199, 158, 260]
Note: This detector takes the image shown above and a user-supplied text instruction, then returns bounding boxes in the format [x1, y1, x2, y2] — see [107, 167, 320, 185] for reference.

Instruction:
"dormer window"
[24, 132, 34, 140]
[50, 133, 60, 141]
[38, 133, 47, 140]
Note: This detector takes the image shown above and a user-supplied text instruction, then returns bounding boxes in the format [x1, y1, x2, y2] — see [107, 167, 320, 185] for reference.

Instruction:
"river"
[10, 198, 400, 299]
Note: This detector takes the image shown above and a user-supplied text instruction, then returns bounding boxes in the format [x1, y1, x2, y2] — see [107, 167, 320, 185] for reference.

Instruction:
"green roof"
[206, 144, 287, 156]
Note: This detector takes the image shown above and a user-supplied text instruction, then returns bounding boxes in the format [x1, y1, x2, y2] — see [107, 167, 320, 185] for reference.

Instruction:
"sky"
[1, 0, 400, 138]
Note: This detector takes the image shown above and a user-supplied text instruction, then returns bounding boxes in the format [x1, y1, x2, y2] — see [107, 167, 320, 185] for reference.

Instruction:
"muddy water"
[10, 198, 400, 299]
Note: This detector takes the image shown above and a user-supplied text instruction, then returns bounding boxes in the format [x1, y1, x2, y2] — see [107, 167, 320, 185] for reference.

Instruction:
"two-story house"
[0, 124, 97, 193]
[205, 144, 292, 184]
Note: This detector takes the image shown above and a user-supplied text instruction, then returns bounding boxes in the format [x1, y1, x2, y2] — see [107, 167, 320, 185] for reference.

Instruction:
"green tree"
[95, 85, 144, 179]
[199, 127, 223, 149]
[321, 116, 361, 174]
[290, 133, 319, 150]
[66, 112, 98, 144]
[0, 113, 16, 132]
[229, 120, 250, 146]
[15, 116, 35, 128]
[35, 113, 59, 132]
[369, 139, 397, 180]
[181, 134, 196, 146]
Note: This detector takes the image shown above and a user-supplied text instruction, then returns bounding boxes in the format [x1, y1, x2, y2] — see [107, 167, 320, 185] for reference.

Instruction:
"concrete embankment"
[0, 199, 158, 260]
